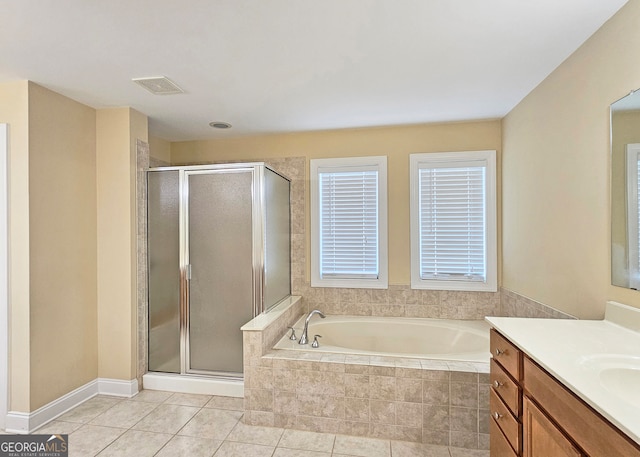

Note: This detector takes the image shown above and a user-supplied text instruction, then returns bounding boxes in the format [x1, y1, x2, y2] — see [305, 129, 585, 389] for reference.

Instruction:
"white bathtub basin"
[274, 315, 490, 362]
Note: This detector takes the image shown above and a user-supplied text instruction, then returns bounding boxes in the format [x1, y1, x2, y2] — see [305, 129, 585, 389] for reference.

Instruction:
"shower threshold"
[142, 372, 243, 398]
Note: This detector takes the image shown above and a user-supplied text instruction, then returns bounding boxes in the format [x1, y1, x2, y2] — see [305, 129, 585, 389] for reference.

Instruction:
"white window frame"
[410, 150, 497, 292]
[310, 156, 388, 289]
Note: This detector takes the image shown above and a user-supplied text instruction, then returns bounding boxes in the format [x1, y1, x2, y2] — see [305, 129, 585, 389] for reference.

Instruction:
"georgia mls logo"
[0, 434, 68, 457]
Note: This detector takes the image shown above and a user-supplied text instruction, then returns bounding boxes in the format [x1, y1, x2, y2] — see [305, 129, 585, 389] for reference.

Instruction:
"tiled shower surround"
[242, 298, 490, 449]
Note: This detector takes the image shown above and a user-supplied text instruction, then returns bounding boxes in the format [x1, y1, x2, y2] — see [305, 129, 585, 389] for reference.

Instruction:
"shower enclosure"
[147, 163, 291, 379]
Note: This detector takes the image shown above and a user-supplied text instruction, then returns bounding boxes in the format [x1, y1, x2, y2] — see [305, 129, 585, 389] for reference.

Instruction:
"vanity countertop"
[486, 301, 640, 446]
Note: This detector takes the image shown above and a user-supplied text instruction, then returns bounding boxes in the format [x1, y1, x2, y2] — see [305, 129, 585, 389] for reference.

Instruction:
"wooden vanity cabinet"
[489, 329, 640, 457]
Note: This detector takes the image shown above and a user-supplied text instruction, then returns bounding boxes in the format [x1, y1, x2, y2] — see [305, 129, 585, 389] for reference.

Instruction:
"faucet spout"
[299, 309, 326, 345]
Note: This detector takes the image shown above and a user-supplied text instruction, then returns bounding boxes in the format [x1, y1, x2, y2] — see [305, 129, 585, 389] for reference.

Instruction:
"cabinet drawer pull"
[495, 348, 504, 356]
[493, 411, 503, 420]
[493, 380, 503, 388]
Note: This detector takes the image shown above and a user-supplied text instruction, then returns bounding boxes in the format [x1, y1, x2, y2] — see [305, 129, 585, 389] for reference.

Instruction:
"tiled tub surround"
[295, 284, 502, 320]
[242, 298, 490, 450]
[243, 350, 490, 450]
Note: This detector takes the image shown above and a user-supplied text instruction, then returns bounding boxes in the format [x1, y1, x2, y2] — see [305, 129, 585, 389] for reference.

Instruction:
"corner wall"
[96, 108, 147, 382]
[28, 83, 98, 410]
[502, 0, 640, 318]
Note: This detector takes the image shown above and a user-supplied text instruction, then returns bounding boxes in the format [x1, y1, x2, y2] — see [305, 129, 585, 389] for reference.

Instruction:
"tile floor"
[32, 390, 490, 457]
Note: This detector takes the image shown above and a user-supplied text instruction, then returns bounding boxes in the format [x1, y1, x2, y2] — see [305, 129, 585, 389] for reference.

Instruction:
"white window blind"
[418, 166, 486, 281]
[319, 170, 379, 278]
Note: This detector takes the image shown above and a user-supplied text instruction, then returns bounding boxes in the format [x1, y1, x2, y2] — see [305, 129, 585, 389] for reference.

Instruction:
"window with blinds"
[410, 151, 497, 292]
[311, 156, 388, 288]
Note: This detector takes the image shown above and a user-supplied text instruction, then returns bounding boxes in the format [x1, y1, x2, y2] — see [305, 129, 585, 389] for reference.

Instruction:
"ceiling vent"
[132, 76, 184, 95]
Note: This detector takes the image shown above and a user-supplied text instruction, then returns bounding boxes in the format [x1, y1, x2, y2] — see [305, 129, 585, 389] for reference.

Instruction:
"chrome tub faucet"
[299, 309, 325, 345]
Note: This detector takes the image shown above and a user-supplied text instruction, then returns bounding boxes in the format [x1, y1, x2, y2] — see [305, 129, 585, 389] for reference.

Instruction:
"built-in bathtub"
[242, 305, 491, 450]
[274, 315, 490, 362]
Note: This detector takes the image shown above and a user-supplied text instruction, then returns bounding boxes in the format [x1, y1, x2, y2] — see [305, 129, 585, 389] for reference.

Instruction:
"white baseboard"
[5, 377, 139, 434]
[142, 372, 243, 398]
[98, 378, 139, 398]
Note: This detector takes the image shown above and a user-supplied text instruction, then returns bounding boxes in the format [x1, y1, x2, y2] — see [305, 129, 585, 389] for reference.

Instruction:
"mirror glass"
[611, 89, 640, 289]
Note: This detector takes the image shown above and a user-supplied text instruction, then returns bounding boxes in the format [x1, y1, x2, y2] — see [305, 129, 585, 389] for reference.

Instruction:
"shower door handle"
[186, 264, 192, 280]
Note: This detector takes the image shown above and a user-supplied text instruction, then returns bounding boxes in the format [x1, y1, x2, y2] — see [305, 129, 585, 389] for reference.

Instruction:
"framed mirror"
[611, 88, 640, 289]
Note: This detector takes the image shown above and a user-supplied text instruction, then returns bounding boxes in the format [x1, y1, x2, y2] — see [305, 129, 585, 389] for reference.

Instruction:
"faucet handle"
[287, 326, 297, 340]
[311, 335, 322, 348]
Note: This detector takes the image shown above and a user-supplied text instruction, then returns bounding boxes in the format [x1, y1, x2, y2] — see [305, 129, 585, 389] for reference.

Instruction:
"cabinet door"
[523, 396, 582, 457]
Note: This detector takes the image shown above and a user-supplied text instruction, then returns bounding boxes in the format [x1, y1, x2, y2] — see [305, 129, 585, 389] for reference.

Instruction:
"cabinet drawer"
[491, 417, 518, 457]
[491, 358, 521, 417]
[491, 388, 521, 454]
[491, 329, 522, 381]
[524, 357, 640, 457]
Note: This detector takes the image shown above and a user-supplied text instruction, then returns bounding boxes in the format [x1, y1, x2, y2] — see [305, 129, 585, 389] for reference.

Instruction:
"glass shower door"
[186, 170, 254, 376]
[148, 170, 181, 373]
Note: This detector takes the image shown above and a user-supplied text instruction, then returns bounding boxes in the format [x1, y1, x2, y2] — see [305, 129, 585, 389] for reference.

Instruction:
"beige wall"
[0, 81, 31, 412]
[149, 135, 171, 164]
[172, 120, 502, 286]
[97, 108, 147, 381]
[28, 83, 98, 409]
[502, 0, 640, 318]
[0, 82, 102, 412]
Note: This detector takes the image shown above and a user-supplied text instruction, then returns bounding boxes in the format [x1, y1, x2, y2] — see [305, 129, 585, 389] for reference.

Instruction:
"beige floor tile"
[333, 435, 391, 457]
[155, 435, 222, 457]
[225, 421, 284, 446]
[130, 390, 174, 403]
[132, 404, 199, 434]
[33, 420, 83, 435]
[213, 441, 275, 457]
[96, 429, 172, 457]
[273, 449, 331, 457]
[164, 392, 213, 407]
[204, 396, 244, 411]
[179, 408, 242, 440]
[449, 448, 489, 457]
[278, 429, 335, 452]
[58, 396, 122, 424]
[68, 424, 126, 457]
[90, 400, 158, 429]
[391, 440, 450, 457]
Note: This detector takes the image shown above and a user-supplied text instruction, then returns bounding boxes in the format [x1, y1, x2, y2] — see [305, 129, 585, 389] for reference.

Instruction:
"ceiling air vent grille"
[132, 76, 184, 95]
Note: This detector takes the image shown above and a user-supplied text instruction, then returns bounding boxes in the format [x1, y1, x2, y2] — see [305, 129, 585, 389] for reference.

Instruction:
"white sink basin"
[579, 354, 640, 408]
[599, 367, 640, 408]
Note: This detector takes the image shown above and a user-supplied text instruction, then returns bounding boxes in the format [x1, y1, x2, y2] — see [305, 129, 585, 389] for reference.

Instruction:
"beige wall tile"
[370, 376, 396, 401]
[345, 398, 370, 422]
[450, 382, 478, 408]
[370, 400, 395, 424]
[395, 402, 422, 428]
[422, 405, 449, 432]
[422, 381, 449, 406]
[450, 407, 478, 433]
[345, 374, 370, 398]
[396, 378, 422, 403]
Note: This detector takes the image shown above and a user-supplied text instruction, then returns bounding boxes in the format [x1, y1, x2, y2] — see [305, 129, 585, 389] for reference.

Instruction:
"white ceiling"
[0, 0, 629, 141]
